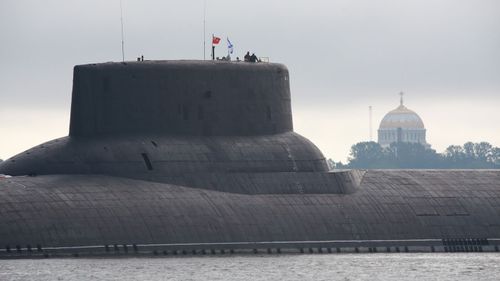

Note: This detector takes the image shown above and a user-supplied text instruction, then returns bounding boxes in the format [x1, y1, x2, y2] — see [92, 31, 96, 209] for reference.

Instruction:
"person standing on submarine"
[250, 53, 258, 62]
[244, 51, 251, 62]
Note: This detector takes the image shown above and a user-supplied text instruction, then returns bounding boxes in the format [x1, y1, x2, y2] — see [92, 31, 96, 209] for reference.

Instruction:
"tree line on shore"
[328, 141, 500, 169]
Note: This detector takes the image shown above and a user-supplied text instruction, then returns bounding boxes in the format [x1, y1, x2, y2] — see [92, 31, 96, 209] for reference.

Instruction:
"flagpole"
[212, 34, 215, 60]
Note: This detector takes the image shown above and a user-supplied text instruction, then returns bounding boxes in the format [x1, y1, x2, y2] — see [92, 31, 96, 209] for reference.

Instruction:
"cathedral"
[378, 93, 430, 149]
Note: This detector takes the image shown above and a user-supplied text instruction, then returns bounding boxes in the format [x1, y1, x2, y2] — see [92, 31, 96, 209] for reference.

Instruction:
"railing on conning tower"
[216, 56, 270, 62]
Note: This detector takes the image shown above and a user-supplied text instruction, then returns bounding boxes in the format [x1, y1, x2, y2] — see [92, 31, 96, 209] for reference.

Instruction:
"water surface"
[1, 253, 499, 280]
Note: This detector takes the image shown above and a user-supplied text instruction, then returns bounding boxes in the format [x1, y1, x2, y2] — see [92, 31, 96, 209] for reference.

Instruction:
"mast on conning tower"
[120, 0, 125, 62]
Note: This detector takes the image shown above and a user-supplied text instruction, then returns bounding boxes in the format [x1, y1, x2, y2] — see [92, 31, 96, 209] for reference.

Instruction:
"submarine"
[0, 60, 499, 257]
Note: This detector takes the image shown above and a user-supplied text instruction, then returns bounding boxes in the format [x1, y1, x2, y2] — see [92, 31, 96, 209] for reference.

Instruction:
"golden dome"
[379, 104, 425, 129]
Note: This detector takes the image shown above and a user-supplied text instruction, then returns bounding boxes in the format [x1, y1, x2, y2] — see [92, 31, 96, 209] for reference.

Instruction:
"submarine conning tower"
[0, 60, 337, 194]
[70, 60, 293, 137]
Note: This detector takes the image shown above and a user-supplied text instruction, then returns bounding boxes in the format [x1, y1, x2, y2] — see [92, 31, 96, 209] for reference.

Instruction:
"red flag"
[212, 36, 221, 45]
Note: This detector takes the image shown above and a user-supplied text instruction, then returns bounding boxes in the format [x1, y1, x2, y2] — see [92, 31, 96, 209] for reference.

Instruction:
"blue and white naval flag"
[227, 38, 234, 54]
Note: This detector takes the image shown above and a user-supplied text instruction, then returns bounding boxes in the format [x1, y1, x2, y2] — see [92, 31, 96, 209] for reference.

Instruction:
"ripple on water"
[1, 253, 500, 281]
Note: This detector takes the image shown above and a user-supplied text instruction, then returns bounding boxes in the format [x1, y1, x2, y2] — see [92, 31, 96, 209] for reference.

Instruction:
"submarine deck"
[1, 169, 499, 257]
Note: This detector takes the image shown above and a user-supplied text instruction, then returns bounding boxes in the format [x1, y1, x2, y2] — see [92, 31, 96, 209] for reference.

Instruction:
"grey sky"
[1, 0, 499, 161]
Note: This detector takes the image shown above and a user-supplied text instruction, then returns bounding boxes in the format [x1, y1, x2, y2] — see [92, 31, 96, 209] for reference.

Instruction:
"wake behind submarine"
[0, 60, 499, 257]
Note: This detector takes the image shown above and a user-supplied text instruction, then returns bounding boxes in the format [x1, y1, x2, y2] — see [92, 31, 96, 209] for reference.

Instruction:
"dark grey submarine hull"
[1, 61, 499, 257]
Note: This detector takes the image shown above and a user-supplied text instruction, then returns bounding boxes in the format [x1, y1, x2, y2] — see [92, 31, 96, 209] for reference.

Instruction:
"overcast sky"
[1, 0, 499, 162]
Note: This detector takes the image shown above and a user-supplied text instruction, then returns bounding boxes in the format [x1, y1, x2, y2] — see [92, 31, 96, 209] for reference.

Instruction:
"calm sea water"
[1, 253, 499, 281]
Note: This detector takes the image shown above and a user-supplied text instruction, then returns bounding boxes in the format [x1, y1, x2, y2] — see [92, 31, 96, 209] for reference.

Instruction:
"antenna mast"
[203, 0, 207, 60]
[369, 105, 373, 141]
[120, 0, 125, 62]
